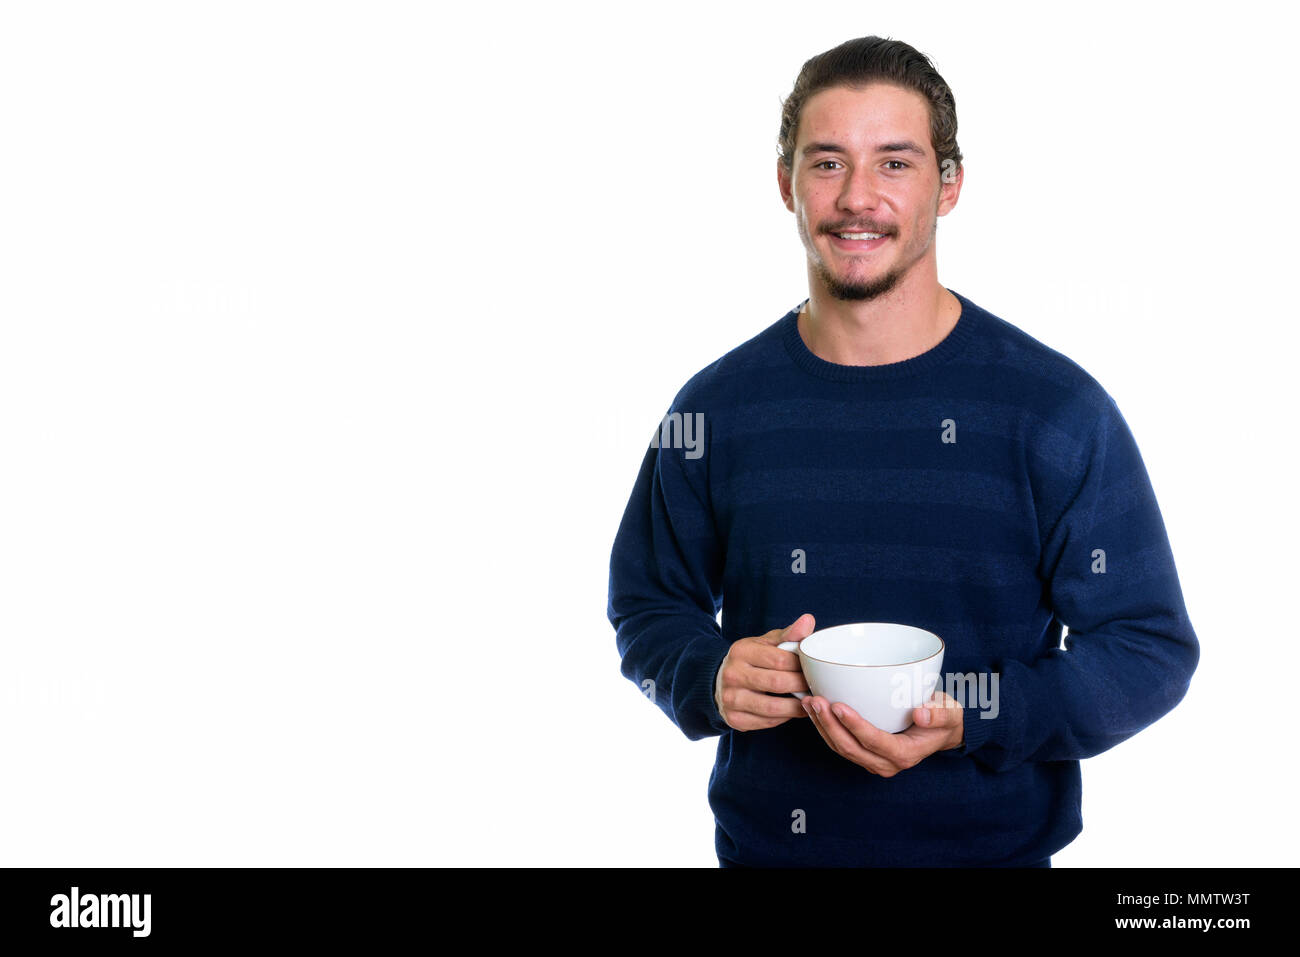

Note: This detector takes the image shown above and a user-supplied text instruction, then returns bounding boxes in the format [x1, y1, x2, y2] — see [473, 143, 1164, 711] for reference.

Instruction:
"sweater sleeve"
[946, 393, 1199, 772]
[607, 409, 731, 741]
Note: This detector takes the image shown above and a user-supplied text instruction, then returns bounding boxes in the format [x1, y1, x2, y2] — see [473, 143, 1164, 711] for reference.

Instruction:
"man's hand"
[801, 691, 965, 776]
[717, 614, 815, 731]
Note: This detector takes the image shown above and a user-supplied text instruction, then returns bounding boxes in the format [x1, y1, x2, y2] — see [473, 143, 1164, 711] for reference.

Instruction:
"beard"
[801, 219, 906, 302]
[804, 204, 939, 302]
[814, 257, 905, 301]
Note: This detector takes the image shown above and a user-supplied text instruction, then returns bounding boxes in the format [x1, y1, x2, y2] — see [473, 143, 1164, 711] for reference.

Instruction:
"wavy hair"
[777, 36, 962, 180]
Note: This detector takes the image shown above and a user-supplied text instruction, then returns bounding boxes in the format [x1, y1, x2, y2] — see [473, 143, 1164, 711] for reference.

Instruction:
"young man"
[607, 36, 1198, 867]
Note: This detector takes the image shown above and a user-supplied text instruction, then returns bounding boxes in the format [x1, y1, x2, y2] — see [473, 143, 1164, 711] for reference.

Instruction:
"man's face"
[778, 83, 961, 301]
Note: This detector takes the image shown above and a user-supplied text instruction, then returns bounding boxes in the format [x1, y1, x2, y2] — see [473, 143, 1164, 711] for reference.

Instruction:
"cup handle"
[777, 640, 808, 700]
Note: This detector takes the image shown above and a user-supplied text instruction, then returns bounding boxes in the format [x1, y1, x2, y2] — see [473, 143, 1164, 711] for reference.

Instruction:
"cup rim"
[799, 622, 945, 668]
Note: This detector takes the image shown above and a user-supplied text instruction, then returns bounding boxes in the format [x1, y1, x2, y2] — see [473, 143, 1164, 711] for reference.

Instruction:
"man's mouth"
[827, 230, 891, 250]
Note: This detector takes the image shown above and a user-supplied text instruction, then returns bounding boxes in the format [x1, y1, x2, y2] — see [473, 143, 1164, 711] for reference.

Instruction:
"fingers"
[914, 691, 964, 728]
[720, 686, 808, 721]
[803, 694, 967, 773]
[718, 642, 808, 691]
[720, 687, 809, 731]
[826, 701, 903, 757]
[912, 692, 966, 749]
[737, 661, 809, 695]
[718, 614, 817, 732]
[744, 643, 805, 671]
[725, 712, 796, 732]
[802, 698, 897, 775]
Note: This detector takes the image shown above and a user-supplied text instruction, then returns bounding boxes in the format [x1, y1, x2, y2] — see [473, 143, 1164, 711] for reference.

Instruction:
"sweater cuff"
[691, 643, 731, 736]
[937, 702, 997, 758]
[702, 650, 733, 733]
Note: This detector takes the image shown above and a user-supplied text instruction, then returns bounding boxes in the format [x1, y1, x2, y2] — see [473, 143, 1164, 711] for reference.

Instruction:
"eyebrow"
[801, 140, 928, 158]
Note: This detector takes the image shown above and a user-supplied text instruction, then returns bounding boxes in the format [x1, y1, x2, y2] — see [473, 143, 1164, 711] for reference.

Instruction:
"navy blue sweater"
[607, 290, 1199, 867]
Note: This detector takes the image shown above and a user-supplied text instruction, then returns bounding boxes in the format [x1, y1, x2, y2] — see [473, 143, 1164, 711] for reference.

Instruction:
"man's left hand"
[801, 692, 965, 776]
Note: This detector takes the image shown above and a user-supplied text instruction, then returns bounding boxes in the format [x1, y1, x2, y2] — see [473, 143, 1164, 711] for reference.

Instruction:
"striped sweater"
[607, 289, 1199, 867]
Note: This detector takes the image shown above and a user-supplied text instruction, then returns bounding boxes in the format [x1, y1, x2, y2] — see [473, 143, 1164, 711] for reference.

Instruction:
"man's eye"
[884, 160, 908, 170]
[815, 161, 841, 170]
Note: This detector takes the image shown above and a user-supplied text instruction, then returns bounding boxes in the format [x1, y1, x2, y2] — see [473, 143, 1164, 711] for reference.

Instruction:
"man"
[606, 36, 1198, 867]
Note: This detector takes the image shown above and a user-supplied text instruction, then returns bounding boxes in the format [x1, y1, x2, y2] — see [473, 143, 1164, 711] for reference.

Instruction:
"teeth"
[836, 232, 884, 240]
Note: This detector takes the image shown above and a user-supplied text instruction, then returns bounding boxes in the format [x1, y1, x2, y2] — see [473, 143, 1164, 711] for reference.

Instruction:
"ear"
[777, 158, 795, 212]
[937, 160, 963, 217]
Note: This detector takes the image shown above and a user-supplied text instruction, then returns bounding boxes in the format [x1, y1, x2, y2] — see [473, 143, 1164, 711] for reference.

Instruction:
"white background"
[1, 0, 1295, 866]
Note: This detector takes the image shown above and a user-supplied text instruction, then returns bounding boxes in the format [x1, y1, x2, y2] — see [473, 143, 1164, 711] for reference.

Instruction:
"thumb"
[917, 693, 961, 726]
[779, 613, 816, 642]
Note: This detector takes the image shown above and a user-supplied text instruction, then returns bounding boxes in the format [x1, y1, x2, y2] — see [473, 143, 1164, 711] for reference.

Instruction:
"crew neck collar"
[781, 288, 980, 382]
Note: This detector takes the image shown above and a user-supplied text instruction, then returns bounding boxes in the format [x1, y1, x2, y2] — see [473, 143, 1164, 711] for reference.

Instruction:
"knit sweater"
[606, 289, 1199, 867]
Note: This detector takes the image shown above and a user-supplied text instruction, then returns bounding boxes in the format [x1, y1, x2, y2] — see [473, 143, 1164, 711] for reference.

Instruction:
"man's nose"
[838, 168, 881, 212]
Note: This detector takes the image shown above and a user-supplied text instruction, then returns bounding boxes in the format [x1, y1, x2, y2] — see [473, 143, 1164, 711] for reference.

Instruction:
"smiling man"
[607, 36, 1198, 867]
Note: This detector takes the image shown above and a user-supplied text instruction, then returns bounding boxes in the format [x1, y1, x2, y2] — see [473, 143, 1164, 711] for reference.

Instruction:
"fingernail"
[920, 708, 931, 724]
[832, 705, 844, 720]
[813, 701, 822, 715]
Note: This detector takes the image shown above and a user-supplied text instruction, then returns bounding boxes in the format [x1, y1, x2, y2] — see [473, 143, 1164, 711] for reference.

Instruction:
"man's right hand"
[716, 614, 815, 731]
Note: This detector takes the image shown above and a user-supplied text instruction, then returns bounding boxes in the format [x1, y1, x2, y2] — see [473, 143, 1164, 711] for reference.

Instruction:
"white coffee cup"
[779, 622, 945, 733]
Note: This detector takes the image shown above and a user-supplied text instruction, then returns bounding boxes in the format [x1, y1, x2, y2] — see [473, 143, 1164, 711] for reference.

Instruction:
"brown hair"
[777, 36, 962, 179]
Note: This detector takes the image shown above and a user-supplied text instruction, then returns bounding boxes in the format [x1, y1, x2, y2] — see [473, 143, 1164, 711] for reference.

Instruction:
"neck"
[798, 264, 959, 367]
